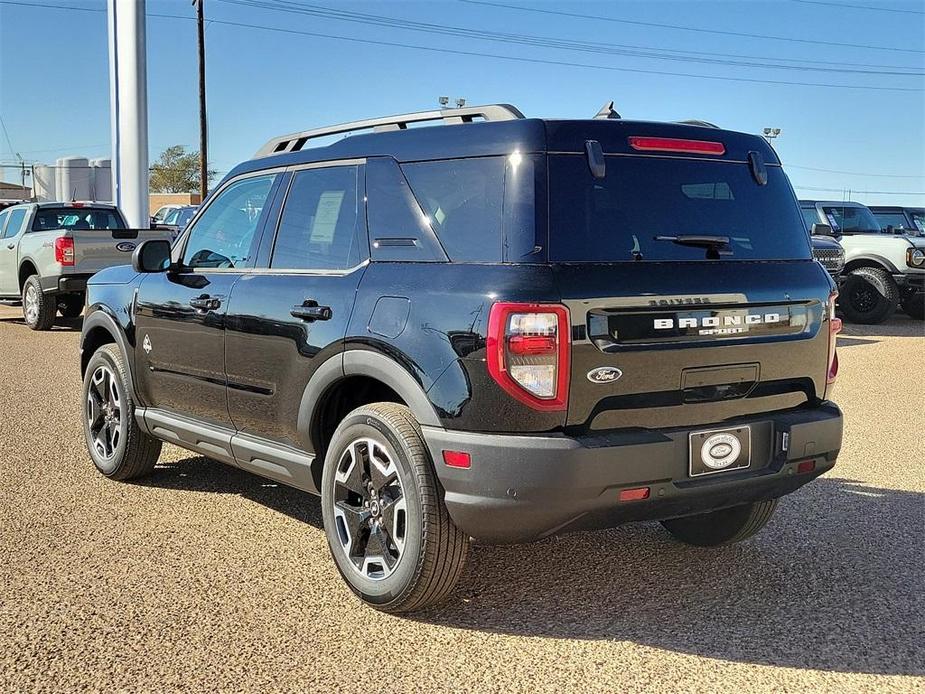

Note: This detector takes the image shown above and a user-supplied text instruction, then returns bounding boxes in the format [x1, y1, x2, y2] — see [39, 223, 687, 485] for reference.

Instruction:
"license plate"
[689, 426, 751, 477]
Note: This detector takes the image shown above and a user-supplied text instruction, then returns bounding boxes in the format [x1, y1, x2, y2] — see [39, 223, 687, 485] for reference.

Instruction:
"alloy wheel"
[86, 365, 124, 460]
[23, 285, 38, 325]
[331, 438, 407, 581]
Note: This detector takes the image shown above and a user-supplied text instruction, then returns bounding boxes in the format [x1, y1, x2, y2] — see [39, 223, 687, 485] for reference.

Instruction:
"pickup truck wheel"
[839, 267, 898, 324]
[660, 499, 778, 547]
[21, 276, 56, 331]
[900, 293, 924, 320]
[82, 344, 162, 480]
[58, 295, 84, 318]
[321, 403, 469, 614]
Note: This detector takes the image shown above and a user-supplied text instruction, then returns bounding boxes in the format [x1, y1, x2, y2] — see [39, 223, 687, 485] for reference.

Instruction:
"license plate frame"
[688, 425, 751, 477]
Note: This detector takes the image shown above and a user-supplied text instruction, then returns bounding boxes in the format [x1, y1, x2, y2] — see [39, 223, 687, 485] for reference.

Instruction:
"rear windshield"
[820, 205, 881, 233]
[548, 155, 810, 262]
[32, 207, 126, 231]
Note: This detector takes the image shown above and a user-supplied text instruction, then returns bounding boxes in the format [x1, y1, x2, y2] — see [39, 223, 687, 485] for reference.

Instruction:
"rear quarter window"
[401, 157, 505, 262]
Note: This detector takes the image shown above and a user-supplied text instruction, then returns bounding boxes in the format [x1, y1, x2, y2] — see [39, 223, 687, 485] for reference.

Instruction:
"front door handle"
[290, 300, 332, 322]
[5, 243, 13, 250]
[189, 295, 221, 311]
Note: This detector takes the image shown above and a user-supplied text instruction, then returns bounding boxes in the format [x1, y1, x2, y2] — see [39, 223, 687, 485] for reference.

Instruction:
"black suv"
[79, 104, 844, 613]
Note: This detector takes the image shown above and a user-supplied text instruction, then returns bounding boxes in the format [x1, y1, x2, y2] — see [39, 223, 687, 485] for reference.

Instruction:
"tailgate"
[556, 261, 834, 430]
[69, 229, 169, 274]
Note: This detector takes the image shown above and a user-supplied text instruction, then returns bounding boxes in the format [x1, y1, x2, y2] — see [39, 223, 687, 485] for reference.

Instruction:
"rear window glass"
[548, 155, 810, 262]
[401, 157, 504, 262]
[32, 207, 126, 231]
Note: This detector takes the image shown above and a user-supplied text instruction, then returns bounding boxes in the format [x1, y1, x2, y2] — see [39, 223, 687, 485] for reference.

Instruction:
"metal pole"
[196, 0, 208, 201]
[107, 0, 150, 228]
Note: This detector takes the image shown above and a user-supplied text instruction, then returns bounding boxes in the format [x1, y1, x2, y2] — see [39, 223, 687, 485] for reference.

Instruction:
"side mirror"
[132, 239, 172, 273]
[811, 223, 834, 237]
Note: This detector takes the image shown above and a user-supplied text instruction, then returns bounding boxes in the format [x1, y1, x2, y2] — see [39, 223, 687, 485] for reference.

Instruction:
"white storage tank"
[32, 164, 56, 201]
[58, 156, 91, 201]
[90, 158, 112, 202]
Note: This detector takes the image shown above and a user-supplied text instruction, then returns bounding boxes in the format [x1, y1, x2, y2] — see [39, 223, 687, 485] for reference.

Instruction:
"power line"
[791, 0, 925, 15]
[460, 0, 925, 55]
[787, 164, 924, 178]
[794, 184, 925, 195]
[217, 0, 923, 76]
[3, 0, 922, 90]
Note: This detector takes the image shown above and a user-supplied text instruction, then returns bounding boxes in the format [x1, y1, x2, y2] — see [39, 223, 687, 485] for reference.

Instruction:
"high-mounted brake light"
[54, 237, 75, 266]
[628, 136, 725, 155]
[487, 302, 570, 412]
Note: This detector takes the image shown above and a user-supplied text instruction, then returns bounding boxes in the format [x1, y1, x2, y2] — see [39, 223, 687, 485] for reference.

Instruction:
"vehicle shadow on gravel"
[421, 477, 924, 677]
[0, 315, 83, 332]
[142, 458, 922, 676]
[839, 316, 923, 339]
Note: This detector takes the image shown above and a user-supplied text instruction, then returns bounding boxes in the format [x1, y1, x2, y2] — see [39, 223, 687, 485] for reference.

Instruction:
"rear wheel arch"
[18, 260, 38, 290]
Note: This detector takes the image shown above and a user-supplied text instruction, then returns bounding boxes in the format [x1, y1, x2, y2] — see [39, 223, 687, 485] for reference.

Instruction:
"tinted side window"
[184, 174, 276, 269]
[3, 209, 27, 238]
[401, 157, 504, 262]
[271, 166, 361, 270]
[800, 207, 819, 231]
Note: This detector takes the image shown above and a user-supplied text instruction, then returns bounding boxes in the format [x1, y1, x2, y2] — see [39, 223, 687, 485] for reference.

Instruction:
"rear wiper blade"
[653, 234, 731, 248]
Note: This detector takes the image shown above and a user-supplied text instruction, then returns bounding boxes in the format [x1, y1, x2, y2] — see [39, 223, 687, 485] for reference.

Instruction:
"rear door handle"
[290, 301, 332, 322]
[189, 295, 221, 311]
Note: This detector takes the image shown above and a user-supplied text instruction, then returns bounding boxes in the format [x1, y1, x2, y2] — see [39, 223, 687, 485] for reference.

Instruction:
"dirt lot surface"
[1, 304, 922, 692]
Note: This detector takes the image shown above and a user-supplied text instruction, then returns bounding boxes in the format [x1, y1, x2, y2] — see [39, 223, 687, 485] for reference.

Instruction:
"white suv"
[801, 200, 925, 323]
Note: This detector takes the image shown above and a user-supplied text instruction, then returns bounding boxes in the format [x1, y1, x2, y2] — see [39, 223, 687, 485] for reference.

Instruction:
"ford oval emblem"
[116, 242, 136, 253]
[587, 366, 623, 384]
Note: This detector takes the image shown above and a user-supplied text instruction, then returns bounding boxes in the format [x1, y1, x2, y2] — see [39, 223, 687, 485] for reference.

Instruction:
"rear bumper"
[423, 402, 843, 543]
[40, 274, 92, 294]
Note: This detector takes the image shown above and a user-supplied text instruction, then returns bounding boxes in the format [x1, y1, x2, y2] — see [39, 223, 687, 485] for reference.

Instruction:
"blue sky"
[1, 0, 923, 206]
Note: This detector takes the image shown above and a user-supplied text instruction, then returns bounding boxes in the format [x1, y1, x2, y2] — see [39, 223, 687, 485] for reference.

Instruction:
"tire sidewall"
[321, 410, 425, 606]
[21, 277, 43, 329]
[82, 347, 131, 476]
[841, 269, 896, 324]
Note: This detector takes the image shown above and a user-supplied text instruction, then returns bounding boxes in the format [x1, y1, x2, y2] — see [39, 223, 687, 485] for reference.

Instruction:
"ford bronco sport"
[79, 104, 844, 613]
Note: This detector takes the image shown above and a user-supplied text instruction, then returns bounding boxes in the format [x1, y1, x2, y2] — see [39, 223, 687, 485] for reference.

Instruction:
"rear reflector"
[628, 136, 725, 155]
[797, 460, 816, 474]
[442, 450, 471, 469]
[618, 487, 650, 502]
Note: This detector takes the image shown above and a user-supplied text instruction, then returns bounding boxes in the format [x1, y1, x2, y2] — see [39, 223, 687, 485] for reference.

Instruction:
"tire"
[321, 402, 469, 613]
[58, 294, 84, 318]
[900, 292, 924, 320]
[21, 275, 56, 331]
[660, 499, 779, 547]
[839, 267, 898, 325]
[82, 343, 162, 480]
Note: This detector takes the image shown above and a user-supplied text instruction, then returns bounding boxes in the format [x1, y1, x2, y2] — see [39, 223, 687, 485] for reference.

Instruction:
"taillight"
[487, 302, 570, 411]
[826, 292, 842, 387]
[628, 136, 725, 155]
[54, 237, 75, 266]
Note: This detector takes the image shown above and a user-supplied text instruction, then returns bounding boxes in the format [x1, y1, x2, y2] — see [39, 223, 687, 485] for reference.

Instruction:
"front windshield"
[820, 205, 881, 233]
[910, 209, 925, 233]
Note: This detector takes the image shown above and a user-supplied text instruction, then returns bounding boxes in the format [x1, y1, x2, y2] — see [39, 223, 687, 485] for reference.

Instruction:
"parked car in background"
[159, 205, 198, 239]
[80, 104, 843, 613]
[0, 202, 171, 329]
[801, 200, 925, 322]
[151, 204, 181, 226]
[811, 234, 845, 284]
[869, 205, 924, 236]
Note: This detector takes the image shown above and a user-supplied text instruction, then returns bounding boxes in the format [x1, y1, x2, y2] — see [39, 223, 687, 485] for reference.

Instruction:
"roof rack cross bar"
[254, 104, 525, 158]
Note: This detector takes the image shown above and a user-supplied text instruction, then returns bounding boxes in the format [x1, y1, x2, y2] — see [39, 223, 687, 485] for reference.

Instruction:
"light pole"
[195, 0, 208, 201]
[762, 127, 781, 143]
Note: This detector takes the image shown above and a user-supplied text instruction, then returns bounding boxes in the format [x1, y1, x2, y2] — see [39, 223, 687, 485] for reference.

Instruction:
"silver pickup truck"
[0, 202, 169, 330]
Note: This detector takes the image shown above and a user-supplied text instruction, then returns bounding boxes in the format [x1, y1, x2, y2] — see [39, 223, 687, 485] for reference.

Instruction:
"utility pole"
[195, 0, 208, 201]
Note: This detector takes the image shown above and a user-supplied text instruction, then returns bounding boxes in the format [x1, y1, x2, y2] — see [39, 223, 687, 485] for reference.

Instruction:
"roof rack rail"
[254, 103, 526, 158]
[676, 119, 720, 129]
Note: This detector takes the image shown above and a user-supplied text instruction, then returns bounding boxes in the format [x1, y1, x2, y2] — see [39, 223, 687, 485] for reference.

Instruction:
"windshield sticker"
[825, 213, 840, 230]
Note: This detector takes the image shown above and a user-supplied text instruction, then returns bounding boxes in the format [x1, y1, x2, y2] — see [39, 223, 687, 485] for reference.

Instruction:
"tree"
[149, 145, 215, 193]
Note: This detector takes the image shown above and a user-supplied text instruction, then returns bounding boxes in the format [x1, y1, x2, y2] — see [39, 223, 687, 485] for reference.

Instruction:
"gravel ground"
[1, 304, 923, 693]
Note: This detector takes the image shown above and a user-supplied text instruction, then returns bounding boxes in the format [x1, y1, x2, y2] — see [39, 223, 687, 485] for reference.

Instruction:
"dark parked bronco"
[79, 104, 844, 613]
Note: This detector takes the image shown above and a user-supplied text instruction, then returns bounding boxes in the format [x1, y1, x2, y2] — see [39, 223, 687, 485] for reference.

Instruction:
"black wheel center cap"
[370, 501, 381, 516]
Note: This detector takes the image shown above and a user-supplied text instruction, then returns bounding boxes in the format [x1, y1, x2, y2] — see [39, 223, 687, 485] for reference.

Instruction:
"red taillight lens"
[827, 293, 841, 386]
[54, 237, 75, 266]
[442, 450, 471, 469]
[487, 302, 570, 412]
[628, 136, 725, 155]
